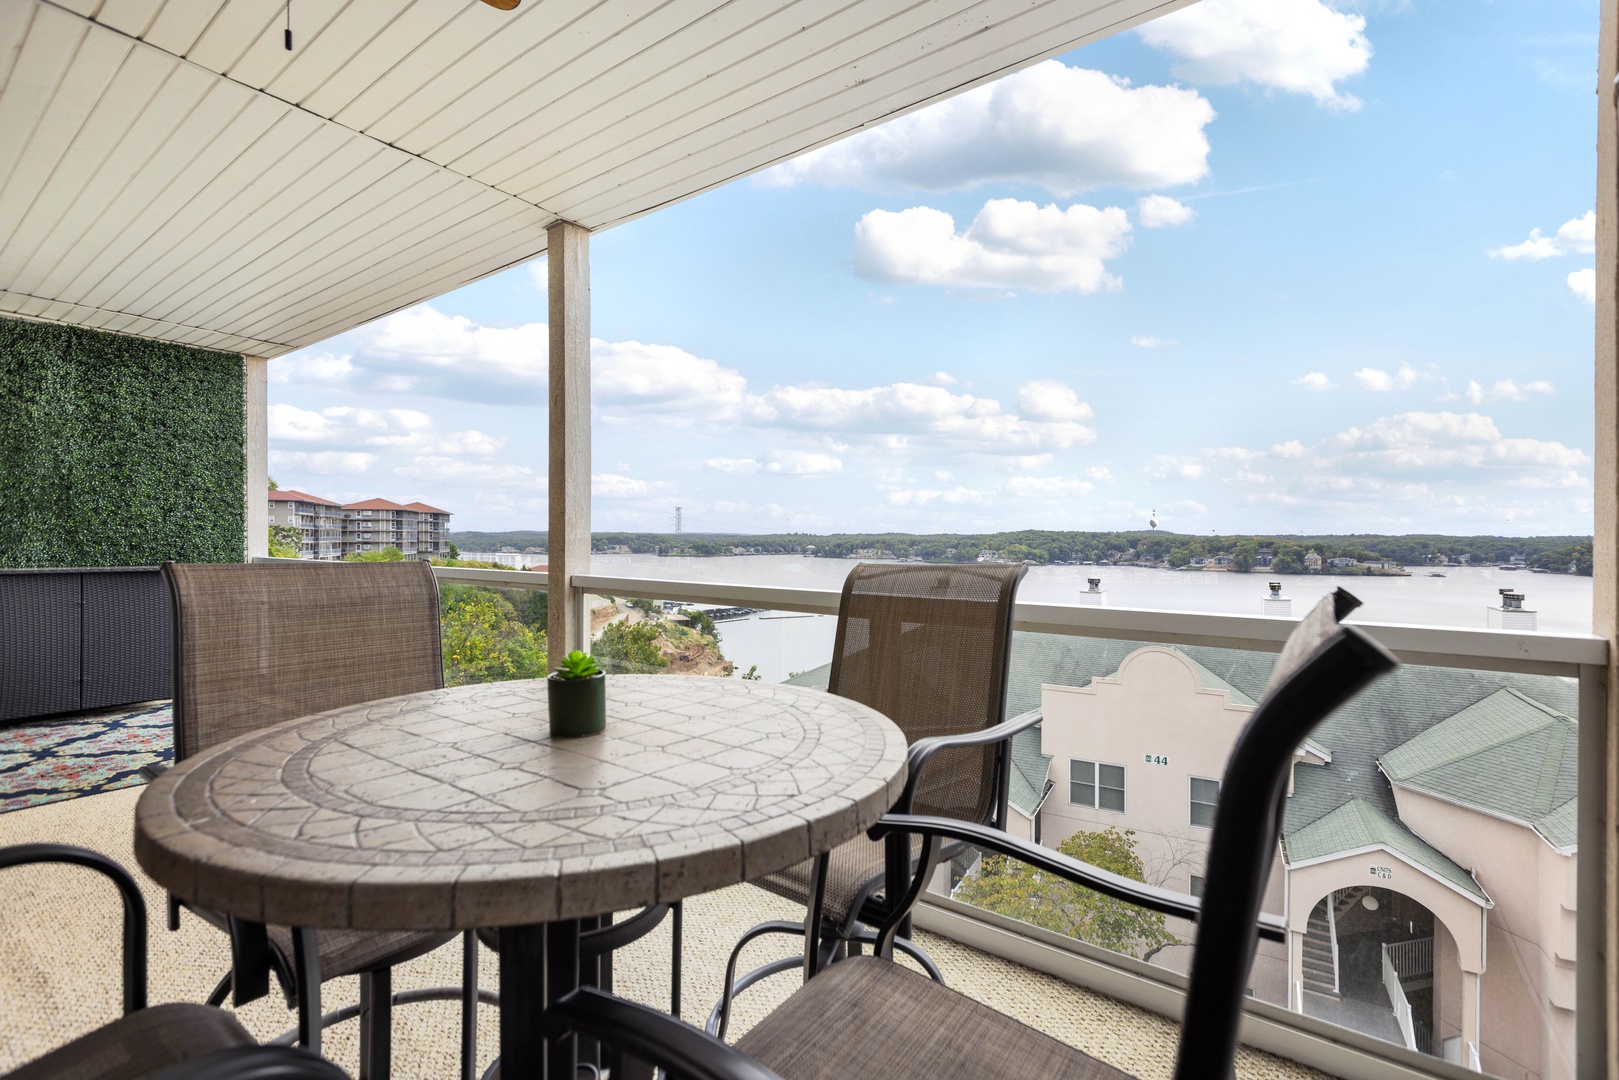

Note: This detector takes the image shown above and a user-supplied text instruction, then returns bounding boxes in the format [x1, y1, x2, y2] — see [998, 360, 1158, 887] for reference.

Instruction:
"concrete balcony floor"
[0, 786, 1320, 1080]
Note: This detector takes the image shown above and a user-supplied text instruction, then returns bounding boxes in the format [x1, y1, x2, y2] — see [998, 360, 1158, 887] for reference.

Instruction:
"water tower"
[1262, 581, 1291, 617]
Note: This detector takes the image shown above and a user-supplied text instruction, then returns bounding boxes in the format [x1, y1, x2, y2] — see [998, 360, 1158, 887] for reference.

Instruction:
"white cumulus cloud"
[764, 451, 843, 475]
[1006, 475, 1095, 498]
[1354, 364, 1418, 392]
[1138, 0, 1371, 109]
[1490, 211, 1595, 260]
[1293, 372, 1334, 390]
[268, 450, 377, 475]
[1018, 380, 1096, 423]
[1451, 379, 1555, 405]
[1130, 335, 1177, 348]
[762, 61, 1214, 196]
[854, 199, 1132, 293]
[1138, 195, 1195, 228]
[1569, 268, 1596, 304]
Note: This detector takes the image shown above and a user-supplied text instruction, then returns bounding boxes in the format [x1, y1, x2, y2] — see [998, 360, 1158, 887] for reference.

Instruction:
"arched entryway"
[1288, 849, 1490, 1065]
[1303, 886, 1438, 1052]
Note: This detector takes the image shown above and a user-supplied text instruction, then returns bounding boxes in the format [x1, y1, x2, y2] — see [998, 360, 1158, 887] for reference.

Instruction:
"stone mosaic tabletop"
[134, 675, 908, 931]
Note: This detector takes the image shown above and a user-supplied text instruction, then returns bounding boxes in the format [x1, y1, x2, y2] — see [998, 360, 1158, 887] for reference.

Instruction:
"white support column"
[244, 354, 268, 561]
[547, 220, 591, 666]
[1591, 2, 1618, 1076]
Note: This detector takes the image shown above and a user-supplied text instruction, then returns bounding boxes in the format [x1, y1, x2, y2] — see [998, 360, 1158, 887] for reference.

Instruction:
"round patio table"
[134, 674, 908, 1079]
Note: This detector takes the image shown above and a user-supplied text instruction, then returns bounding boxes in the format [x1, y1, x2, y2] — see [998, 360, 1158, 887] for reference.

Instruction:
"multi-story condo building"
[265, 489, 345, 560]
[265, 490, 451, 560]
[340, 498, 452, 560]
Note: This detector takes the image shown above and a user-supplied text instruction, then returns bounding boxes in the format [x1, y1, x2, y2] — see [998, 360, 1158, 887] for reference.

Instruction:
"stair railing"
[1381, 942, 1418, 1051]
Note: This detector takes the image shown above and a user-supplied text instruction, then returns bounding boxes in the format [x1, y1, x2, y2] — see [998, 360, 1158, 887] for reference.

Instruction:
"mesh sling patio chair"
[541, 588, 1399, 1080]
[161, 560, 479, 1080]
[0, 843, 346, 1080]
[711, 562, 1030, 1035]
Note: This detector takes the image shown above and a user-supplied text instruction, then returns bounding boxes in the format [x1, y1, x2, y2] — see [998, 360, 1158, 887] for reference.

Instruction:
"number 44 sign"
[1143, 754, 1169, 766]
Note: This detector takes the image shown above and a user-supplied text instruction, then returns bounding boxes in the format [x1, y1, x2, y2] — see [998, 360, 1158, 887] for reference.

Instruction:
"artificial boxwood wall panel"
[0, 316, 245, 567]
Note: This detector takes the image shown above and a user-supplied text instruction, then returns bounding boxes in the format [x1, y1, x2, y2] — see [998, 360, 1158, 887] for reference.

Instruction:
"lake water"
[586, 554, 1595, 684]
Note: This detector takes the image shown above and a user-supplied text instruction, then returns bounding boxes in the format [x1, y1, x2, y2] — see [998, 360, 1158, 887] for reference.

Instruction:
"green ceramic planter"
[547, 672, 606, 737]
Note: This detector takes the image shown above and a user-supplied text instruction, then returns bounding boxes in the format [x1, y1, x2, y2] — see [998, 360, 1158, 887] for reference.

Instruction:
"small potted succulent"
[547, 650, 606, 737]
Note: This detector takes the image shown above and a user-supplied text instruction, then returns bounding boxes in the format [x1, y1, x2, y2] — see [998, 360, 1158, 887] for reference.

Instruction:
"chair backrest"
[1175, 588, 1397, 1080]
[163, 561, 444, 762]
[827, 562, 1026, 824]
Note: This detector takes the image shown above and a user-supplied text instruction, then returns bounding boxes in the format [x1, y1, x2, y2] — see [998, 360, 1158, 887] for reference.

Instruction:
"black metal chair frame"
[0, 843, 344, 1080]
[711, 566, 1033, 1036]
[543, 597, 1399, 1080]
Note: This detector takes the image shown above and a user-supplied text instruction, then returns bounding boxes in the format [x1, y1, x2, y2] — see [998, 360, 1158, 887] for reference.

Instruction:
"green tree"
[1232, 539, 1259, 572]
[954, 827, 1178, 958]
[447, 541, 460, 560]
[268, 526, 301, 559]
[595, 620, 668, 673]
[345, 546, 405, 562]
[438, 585, 547, 686]
[682, 608, 718, 641]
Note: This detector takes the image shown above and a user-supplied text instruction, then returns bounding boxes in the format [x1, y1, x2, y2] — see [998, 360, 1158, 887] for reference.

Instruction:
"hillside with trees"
[449, 529, 1593, 575]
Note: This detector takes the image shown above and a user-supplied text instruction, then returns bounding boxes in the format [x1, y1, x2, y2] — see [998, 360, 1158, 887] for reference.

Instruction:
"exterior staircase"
[1301, 887, 1367, 998]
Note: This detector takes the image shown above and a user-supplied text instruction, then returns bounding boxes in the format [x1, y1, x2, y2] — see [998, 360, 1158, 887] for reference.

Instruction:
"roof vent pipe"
[1262, 581, 1292, 617]
[1079, 577, 1107, 607]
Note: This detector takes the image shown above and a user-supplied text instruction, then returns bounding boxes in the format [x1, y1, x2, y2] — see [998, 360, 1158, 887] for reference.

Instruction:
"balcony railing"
[256, 556, 1608, 1080]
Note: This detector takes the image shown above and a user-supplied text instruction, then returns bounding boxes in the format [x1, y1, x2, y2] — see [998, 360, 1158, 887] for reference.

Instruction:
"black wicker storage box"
[0, 567, 172, 724]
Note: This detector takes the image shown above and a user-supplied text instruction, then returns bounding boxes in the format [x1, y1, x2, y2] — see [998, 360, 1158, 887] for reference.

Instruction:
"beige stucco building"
[1013, 641, 1577, 1080]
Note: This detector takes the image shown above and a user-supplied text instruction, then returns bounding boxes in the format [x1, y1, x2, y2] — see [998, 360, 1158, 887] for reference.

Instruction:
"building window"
[1189, 874, 1205, 898]
[1069, 760, 1125, 813]
[1190, 777, 1220, 829]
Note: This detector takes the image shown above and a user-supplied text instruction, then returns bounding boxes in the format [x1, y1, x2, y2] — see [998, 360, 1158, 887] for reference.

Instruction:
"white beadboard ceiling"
[0, 0, 1189, 357]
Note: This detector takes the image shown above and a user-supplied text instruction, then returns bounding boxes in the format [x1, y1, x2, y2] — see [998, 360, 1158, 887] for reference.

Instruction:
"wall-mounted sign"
[1370, 866, 1393, 880]
[1143, 754, 1169, 766]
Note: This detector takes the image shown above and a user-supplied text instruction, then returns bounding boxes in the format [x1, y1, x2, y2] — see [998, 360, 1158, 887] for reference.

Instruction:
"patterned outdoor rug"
[0, 702, 172, 813]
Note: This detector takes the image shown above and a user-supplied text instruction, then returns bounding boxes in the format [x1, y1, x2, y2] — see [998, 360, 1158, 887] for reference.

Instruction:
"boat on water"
[1428, 572, 1446, 578]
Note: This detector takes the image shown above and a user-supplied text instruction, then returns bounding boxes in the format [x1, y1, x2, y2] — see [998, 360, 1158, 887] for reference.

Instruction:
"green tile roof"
[1008, 721, 1053, 815]
[1380, 688, 1579, 848]
[779, 628, 1579, 869]
[1283, 797, 1490, 901]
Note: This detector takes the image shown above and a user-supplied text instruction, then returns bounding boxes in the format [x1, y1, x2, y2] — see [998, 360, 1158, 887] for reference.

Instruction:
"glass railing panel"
[437, 581, 549, 687]
[939, 626, 1577, 1075]
[579, 591, 837, 681]
[588, 551, 1592, 634]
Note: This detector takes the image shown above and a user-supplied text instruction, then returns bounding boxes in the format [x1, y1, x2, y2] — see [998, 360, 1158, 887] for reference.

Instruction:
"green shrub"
[345, 546, 404, 562]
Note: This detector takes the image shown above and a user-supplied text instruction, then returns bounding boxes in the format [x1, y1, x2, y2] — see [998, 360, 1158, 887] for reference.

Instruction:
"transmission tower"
[673, 506, 683, 534]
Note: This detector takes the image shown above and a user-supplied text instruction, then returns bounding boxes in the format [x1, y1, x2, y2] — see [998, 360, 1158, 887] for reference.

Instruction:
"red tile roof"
[342, 498, 410, 511]
[268, 489, 340, 507]
[404, 501, 450, 515]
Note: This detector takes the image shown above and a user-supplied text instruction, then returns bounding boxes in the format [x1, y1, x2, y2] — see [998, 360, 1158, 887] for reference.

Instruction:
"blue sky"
[267, 0, 1599, 537]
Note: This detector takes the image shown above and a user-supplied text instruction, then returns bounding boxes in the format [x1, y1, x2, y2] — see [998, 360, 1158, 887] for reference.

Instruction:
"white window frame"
[1190, 776, 1220, 830]
[1068, 759, 1125, 814]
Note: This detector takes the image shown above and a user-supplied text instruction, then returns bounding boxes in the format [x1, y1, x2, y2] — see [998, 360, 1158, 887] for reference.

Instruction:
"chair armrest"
[544, 985, 785, 1080]
[897, 709, 1044, 814]
[147, 1046, 348, 1080]
[868, 814, 1286, 943]
[0, 843, 148, 1012]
